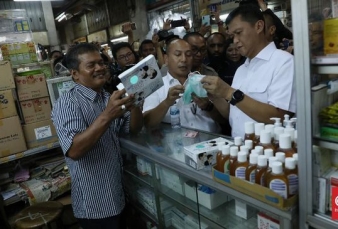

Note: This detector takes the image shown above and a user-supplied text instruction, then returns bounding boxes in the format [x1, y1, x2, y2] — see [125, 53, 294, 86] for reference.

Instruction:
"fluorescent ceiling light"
[15, 0, 63, 1]
[55, 12, 65, 21]
[111, 36, 128, 43]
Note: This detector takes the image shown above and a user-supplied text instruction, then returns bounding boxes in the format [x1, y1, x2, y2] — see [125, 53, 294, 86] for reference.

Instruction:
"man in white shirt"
[201, 5, 296, 137]
[143, 39, 224, 133]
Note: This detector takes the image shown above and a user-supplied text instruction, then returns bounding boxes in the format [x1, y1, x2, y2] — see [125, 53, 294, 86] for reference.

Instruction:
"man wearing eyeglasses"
[143, 39, 224, 133]
[111, 42, 138, 70]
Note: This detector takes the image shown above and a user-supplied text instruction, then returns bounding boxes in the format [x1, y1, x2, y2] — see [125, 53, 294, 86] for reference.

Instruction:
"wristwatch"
[229, 89, 244, 106]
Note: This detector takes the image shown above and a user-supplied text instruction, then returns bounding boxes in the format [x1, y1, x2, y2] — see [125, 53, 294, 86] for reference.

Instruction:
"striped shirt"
[51, 83, 130, 219]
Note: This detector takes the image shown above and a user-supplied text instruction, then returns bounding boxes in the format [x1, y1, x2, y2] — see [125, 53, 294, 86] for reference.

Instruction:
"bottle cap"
[221, 145, 230, 155]
[230, 146, 238, 156]
[279, 134, 291, 149]
[275, 152, 285, 163]
[249, 154, 258, 164]
[274, 127, 285, 141]
[284, 120, 294, 129]
[283, 114, 290, 127]
[237, 152, 247, 162]
[264, 149, 274, 158]
[265, 124, 275, 138]
[260, 130, 271, 144]
[285, 158, 296, 169]
[255, 146, 264, 155]
[255, 123, 265, 136]
[270, 117, 282, 127]
[257, 155, 267, 166]
[244, 140, 253, 150]
[245, 122, 254, 134]
[271, 161, 283, 174]
[234, 136, 242, 146]
[292, 153, 298, 165]
[284, 128, 295, 141]
[240, 145, 249, 154]
[268, 157, 278, 168]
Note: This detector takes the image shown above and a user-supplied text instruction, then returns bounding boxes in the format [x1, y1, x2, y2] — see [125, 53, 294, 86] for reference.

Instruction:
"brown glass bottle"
[234, 152, 248, 180]
[229, 146, 238, 176]
[267, 161, 289, 199]
[273, 127, 285, 149]
[253, 123, 265, 147]
[257, 130, 276, 153]
[276, 134, 296, 158]
[255, 155, 268, 186]
[284, 158, 298, 197]
[265, 156, 279, 187]
[216, 145, 230, 173]
[244, 122, 255, 142]
[234, 136, 243, 151]
[245, 154, 258, 183]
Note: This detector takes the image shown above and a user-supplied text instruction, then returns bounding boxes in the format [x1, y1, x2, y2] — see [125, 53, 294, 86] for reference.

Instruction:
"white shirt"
[230, 42, 296, 138]
[143, 73, 221, 133]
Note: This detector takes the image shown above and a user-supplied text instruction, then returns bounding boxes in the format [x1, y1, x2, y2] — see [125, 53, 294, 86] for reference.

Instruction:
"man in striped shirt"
[51, 43, 143, 229]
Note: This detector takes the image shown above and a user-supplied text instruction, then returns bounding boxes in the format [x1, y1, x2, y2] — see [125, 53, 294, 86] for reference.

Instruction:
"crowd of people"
[51, 1, 296, 228]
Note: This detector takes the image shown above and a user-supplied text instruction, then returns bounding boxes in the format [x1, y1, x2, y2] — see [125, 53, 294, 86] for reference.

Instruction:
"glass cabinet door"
[292, 0, 338, 228]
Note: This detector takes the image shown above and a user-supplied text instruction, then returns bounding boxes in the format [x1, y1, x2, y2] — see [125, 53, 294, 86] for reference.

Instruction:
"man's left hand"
[191, 93, 211, 110]
[201, 75, 233, 100]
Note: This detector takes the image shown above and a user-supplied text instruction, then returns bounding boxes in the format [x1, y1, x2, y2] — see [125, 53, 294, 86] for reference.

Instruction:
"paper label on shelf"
[34, 125, 52, 140]
[331, 187, 338, 219]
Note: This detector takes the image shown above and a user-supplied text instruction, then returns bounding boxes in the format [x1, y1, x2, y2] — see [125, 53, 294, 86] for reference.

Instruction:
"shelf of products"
[124, 165, 154, 188]
[120, 124, 297, 228]
[313, 135, 338, 151]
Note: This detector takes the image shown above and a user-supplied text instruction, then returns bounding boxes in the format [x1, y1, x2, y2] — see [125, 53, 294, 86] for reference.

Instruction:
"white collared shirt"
[230, 42, 296, 138]
[143, 73, 221, 133]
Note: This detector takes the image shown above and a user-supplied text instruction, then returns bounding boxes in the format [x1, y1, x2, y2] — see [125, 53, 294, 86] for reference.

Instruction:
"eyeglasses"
[191, 46, 207, 55]
[117, 52, 134, 61]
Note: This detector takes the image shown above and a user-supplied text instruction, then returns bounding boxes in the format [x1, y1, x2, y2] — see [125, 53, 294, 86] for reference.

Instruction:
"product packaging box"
[257, 212, 280, 229]
[0, 61, 16, 90]
[159, 167, 186, 196]
[22, 119, 58, 149]
[184, 181, 228, 210]
[212, 167, 298, 210]
[313, 146, 332, 177]
[15, 73, 49, 101]
[184, 137, 233, 170]
[20, 97, 51, 124]
[0, 89, 17, 119]
[235, 199, 256, 220]
[0, 116, 27, 158]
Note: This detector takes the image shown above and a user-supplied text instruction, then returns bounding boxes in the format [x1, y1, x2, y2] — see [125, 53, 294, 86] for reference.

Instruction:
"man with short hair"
[51, 43, 143, 229]
[111, 42, 138, 70]
[202, 5, 296, 138]
[143, 39, 224, 133]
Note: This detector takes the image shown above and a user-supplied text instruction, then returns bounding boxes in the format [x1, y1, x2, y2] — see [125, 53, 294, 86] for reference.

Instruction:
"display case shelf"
[129, 201, 158, 225]
[313, 135, 338, 151]
[124, 166, 154, 188]
[307, 214, 338, 229]
[314, 65, 338, 75]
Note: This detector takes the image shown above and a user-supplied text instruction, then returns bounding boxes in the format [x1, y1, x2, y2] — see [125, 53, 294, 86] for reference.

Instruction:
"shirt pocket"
[246, 78, 270, 103]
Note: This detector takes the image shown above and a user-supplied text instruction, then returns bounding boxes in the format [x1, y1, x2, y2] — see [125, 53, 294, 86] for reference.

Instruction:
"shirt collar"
[166, 72, 187, 86]
[75, 83, 106, 102]
[244, 42, 277, 66]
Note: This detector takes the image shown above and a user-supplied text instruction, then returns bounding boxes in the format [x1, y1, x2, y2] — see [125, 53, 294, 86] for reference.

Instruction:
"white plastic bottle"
[170, 103, 180, 128]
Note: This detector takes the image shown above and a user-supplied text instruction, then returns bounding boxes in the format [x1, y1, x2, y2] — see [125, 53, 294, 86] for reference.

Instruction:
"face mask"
[182, 72, 207, 104]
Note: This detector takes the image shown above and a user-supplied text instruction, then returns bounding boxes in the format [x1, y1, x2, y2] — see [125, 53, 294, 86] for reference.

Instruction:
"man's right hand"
[105, 89, 136, 119]
[164, 85, 184, 106]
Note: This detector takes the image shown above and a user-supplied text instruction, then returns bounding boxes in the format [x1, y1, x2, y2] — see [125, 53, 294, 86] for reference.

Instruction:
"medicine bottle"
[253, 123, 265, 147]
[264, 149, 274, 158]
[285, 158, 298, 197]
[255, 155, 268, 186]
[257, 130, 275, 152]
[234, 136, 243, 151]
[245, 153, 258, 183]
[293, 153, 298, 169]
[216, 145, 230, 173]
[273, 127, 284, 149]
[265, 124, 275, 144]
[267, 162, 289, 199]
[265, 156, 278, 187]
[234, 152, 248, 180]
[276, 134, 296, 158]
[244, 122, 255, 142]
[275, 152, 286, 168]
[229, 146, 239, 176]
[255, 146, 264, 155]
[244, 140, 253, 153]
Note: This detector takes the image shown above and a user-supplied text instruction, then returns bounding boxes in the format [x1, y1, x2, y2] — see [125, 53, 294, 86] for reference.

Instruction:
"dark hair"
[183, 32, 205, 42]
[166, 38, 189, 54]
[206, 32, 226, 44]
[139, 39, 154, 52]
[53, 55, 66, 69]
[65, 43, 99, 71]
[49, 50, 63, 59]
[111, 42, 137, 60]
[225, 5, 264, 26]
[262, 11, 275, 29]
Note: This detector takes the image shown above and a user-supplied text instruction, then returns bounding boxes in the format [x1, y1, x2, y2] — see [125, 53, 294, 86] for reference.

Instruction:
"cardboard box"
[22, 119, 58, 149]
[257, 212, 280, 229]
[212, 167, 298, 210]
[0, 116, 27, 157]
[184, 137, 233, 170]
[20, 97, 51, 124]
[235, 199, 256, 219]
[15, 73, 49, 101]
[0, 89, 17, 119]
[0, 61, 15, 90]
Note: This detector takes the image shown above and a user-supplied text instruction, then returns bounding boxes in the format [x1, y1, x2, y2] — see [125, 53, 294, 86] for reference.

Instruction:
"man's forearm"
[143, 100, 171, 128]
[130, 107, 144, 134]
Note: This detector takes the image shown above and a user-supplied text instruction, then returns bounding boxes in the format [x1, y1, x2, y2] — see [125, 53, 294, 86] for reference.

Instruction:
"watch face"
[233, 90, 244, 100]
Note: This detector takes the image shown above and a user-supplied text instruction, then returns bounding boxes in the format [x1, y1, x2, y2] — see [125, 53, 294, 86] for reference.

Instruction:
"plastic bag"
[182, 73, 207, 104]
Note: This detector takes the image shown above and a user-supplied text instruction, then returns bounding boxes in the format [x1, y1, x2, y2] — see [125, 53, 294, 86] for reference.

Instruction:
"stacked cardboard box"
[0, 61, 27, 158]
[0, 42, 37, 65]
[15, 69, 58, 149]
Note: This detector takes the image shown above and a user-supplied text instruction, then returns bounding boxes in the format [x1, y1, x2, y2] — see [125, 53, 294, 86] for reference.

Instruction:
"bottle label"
[269, 179, 287, 199]
[287, 174, 298, 195]
[249, 170, 256, 183]
[224, 160, 230, 174]
[235, 167, 246, 179]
